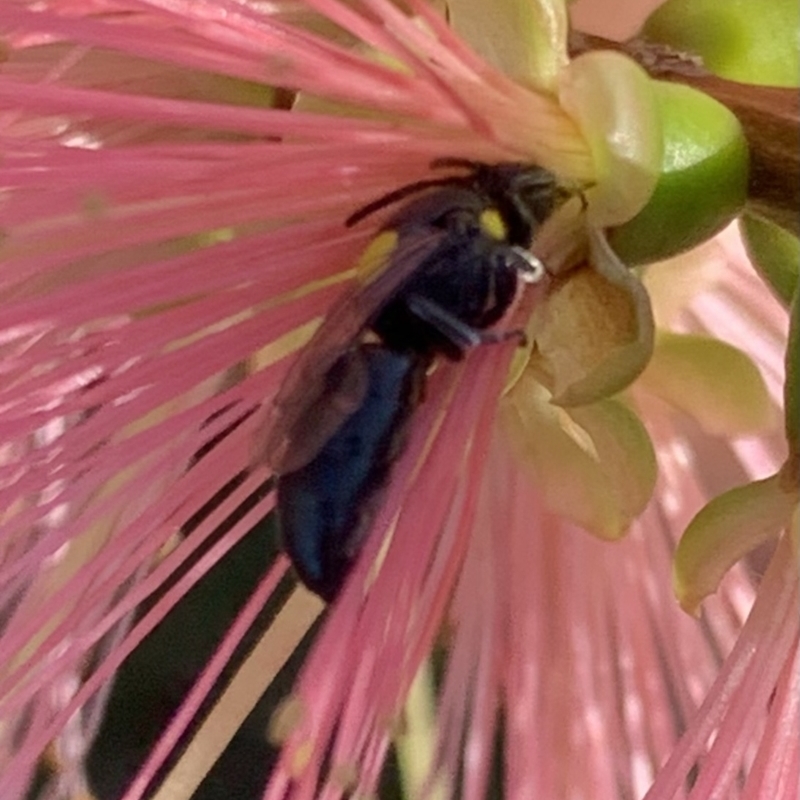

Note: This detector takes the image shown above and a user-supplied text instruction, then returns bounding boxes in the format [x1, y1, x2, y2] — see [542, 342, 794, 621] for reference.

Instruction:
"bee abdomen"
[277, 345, 427, 600]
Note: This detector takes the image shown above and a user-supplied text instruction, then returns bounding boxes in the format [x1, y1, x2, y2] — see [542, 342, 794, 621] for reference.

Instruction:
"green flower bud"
[609, 82, 748, 265]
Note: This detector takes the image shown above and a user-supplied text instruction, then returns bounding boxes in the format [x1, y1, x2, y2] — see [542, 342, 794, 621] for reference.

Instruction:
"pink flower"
[0, 1, 794, 799]
[639, 232, 798, 800]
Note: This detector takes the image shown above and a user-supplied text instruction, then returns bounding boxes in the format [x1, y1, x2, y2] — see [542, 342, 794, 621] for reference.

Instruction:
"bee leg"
[506, 246, 546, 284]
[405, 294, 522, 355]
[404, 294, 482, 355]
[496, 328, 528, 348]
[471, 326, 528, 349]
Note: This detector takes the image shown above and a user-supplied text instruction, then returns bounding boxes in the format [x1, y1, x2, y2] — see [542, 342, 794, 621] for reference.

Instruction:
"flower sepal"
[502, 373, 657, 541]
[559, 50, 662, 229]
[673, 474, 798, 615]
[529, 226, 655, 407]
[740, 211, 800, 307]
[636, 331, 777, 437]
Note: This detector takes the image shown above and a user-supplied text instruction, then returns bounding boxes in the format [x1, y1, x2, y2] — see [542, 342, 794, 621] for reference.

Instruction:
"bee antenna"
[346, 176, 465, 227]
[429, 156, 483, 172]
[345, 158, 493, 228]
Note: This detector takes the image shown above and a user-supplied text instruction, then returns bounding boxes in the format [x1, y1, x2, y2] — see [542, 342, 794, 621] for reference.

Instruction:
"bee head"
[345, 158, 580, 245]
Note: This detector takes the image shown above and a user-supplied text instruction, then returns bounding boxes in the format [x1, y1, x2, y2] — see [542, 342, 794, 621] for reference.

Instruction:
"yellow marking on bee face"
[479, 208, 507, 241]
[355, 229, 399, 283]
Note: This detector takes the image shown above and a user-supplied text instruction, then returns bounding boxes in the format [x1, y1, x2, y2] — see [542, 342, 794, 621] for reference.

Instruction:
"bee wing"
[252, 227, 446, 475]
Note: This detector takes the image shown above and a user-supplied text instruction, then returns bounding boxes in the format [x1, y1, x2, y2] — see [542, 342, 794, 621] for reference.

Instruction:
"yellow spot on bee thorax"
[479, 207, 508, 241]
[355, 229, 399, 282]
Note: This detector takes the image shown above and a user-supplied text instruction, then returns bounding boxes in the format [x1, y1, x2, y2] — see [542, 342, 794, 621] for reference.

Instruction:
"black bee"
[255, 159, 561, 600]
[275, 345, 428, 599]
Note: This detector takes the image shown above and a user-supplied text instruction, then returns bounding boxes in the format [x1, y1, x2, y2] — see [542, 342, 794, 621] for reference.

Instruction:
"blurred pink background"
[571, 0, 665, 39]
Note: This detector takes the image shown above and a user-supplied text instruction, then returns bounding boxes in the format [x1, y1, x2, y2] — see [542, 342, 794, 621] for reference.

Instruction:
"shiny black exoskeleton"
[270, 160, 560, 600]
[362, 160, 558, 360]
[278, 346, 427, 600]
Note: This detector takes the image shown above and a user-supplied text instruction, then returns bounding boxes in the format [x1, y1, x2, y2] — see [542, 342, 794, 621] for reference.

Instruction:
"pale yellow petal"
[559, 51, 662, 226]
[674, 475, 797, 615]
[530, 227, 655, 406]
[639, 332, 778, 436]
[447, 0, 569, 90]
[503, 377, 657, 539]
